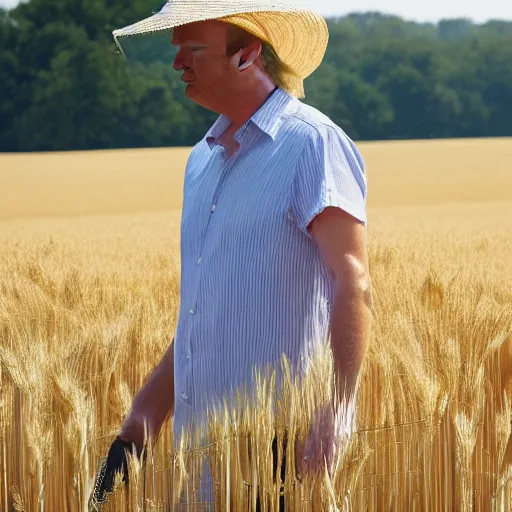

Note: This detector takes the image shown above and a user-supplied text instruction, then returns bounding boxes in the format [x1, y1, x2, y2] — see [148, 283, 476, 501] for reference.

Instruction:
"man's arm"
[118, 340, 175, 452]
[308, 206, 373, 409]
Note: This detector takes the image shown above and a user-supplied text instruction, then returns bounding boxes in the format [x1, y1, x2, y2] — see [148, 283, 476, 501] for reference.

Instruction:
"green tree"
[1, 1, 511, 151]
[331, 72, 393, 140]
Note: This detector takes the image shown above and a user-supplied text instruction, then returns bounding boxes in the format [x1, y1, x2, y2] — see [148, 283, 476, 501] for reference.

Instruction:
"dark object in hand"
[88, 436, 136, 511]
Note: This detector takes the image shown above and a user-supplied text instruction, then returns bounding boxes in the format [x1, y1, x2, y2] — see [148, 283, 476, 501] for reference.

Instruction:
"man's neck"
[220, 83, 278, 130]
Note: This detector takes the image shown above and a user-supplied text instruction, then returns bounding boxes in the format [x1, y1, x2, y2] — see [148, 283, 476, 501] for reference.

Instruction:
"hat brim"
[114, 0, 307, 40]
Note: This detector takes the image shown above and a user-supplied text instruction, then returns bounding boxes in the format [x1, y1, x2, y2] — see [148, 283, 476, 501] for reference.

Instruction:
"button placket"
[183, 150, 240, 414]
[191, 156, 234, 318]
[181, 312, 193, 407]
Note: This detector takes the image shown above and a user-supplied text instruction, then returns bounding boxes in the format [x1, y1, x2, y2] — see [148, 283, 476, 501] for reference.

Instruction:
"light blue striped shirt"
[173, 87, 367, 442]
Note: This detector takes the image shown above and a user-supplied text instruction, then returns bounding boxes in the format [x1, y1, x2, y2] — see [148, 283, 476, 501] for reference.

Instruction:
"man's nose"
[173, 48, 187, 71]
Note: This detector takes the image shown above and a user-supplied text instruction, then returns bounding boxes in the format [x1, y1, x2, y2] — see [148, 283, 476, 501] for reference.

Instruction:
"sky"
[1, 0, 511, 23]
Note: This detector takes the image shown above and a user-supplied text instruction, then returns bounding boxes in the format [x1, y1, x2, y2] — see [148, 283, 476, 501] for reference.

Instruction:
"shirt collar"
[206, 87, 294, 150]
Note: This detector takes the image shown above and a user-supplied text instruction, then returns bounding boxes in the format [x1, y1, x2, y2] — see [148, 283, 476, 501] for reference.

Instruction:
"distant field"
[1, 137, 511, 222]
[0, 138, 511, 510]
[0, 138, 510, 283]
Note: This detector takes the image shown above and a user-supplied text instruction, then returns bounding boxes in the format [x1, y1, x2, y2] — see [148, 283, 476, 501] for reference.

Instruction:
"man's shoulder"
[292, 101, 337, 129]
[283, 101, 350, 145]
[283, 101, 366, 175]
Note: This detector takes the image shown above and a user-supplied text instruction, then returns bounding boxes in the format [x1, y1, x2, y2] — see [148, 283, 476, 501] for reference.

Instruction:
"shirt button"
[211, 204, 216, 212]
[186, 350, 191, 360]
[189, 308, 195, 314]
[181, 392, 188, 401]
[197, 257, 202, 265]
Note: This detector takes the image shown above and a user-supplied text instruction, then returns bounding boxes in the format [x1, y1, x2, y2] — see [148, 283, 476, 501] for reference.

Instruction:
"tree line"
[1, 0, 511, 152]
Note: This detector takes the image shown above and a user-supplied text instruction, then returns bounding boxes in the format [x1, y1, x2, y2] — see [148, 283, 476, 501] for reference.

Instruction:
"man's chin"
[183, 86, 216, 112]
[185, 84, 198, 99]
[185, 85, 204, 105]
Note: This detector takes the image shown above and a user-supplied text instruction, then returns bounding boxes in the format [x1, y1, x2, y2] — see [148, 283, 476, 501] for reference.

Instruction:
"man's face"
[172, 21, 239, 111]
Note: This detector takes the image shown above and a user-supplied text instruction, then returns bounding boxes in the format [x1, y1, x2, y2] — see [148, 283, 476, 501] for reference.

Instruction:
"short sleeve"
[290, 125, 367, 239]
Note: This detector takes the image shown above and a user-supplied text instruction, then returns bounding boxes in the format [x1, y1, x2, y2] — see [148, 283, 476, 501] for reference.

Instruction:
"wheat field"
[0, 138, 511, 511]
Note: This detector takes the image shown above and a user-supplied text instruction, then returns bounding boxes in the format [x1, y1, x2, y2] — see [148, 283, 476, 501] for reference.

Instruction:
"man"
[93, 0, 372, 508]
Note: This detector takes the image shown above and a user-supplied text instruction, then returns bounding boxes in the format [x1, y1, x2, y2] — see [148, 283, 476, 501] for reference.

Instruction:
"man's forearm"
[119, 340, 175, 450]
[330, 277, 372, 409]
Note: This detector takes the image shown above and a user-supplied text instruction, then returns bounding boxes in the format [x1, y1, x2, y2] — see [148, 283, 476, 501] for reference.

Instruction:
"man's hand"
[295, 400, 355, 478]
[89, 437, 140, 511]
[89, 339, 175, 510]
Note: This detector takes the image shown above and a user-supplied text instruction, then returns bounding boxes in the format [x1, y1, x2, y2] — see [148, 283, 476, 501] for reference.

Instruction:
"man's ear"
[238, 42, 262, 71]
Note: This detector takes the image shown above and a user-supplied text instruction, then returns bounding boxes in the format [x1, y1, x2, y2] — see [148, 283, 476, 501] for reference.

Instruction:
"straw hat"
[112, 0, 329, 97]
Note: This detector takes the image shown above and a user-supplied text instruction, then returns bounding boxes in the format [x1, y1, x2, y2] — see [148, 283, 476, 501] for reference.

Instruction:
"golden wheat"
[0, 138, 511, 510]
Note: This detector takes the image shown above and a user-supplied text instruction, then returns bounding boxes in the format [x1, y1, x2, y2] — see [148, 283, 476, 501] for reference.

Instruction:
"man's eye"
[191, 47, 203, 53]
